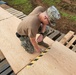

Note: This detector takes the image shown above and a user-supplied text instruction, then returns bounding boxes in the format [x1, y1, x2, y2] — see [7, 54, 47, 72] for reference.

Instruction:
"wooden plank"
[0, 7, 13, 21]
[21, 17, 26, 20]
[6, 8, 26, 18]
[18, 15, 26, 19]
[17, 41, 76, 75]
[6, 8, 22, 15]
[72, 45, 76, 52]
[60, 31, 74, 44]
[48, 41, 76, 75]
[14, 13, 25, 17]
[10, 11, 22, 15]
[48, 30, 60, 39]
[0, 4, 10, 9]
[66, 35, 76, 48]
[46, 27, 55, 36]
[10, 11, 23, 16]
[10, 72, 15, 75]
[0, 50, 5, 61]
[56, 33, 65, 41]
[47, 30, 54, 36]
[6, 8, 19, 12]
[1, 67, 12, 75]
[0, 16, 39, 74]
[0, 59, 10, 73]
[0, 16, 54, 74]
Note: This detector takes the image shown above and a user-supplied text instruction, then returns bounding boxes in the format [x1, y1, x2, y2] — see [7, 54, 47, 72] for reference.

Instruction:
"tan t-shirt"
[17, 6, 45, 38]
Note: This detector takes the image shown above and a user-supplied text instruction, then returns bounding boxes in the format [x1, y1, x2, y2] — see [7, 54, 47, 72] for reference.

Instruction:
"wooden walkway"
[0, 4, 76, 75]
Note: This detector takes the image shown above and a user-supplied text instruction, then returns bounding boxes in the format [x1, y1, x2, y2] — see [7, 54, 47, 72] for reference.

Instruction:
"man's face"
[41, 13, 50, 25]
[44, 16, 50, 25]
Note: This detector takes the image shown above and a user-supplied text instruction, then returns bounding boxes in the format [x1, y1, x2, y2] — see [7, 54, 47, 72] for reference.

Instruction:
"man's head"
[39, 6, 60, 26]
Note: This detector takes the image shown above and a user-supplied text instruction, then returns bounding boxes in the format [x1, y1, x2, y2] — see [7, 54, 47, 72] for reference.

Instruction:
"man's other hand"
[37, 34, 43, 42]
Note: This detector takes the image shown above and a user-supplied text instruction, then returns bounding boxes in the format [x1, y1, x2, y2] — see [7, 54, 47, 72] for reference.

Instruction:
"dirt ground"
[29, 0, 76, 34]
[53, 0, 76, 34]
[39, 0, 76, 34]
[54, 17, 76, 34]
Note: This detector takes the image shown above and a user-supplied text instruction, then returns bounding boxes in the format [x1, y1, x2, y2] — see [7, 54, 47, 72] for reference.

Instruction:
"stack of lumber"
[60, 31, 76, 52]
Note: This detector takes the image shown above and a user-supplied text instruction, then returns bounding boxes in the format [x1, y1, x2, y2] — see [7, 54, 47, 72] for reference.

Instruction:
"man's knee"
[21, 37, 35, 54]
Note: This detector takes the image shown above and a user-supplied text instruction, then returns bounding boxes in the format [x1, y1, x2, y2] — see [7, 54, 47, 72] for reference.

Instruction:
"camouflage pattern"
[46, 6, 60, 21]
[19, 36, 34, 54]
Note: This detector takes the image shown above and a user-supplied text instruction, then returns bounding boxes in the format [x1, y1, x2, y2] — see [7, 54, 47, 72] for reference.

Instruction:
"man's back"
[17, 6, 45, 38]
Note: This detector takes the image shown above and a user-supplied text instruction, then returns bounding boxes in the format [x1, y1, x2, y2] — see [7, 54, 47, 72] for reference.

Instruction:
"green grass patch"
[61, 11, 76, 21]
[4, 0, 34, 14]
[4, 0, 26, 5]
[42, 0, 61, 6]
[70, 16, 76, 21]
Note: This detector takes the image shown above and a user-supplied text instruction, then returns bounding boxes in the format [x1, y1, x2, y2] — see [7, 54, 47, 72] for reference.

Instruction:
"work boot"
[38, 41, 49, 48]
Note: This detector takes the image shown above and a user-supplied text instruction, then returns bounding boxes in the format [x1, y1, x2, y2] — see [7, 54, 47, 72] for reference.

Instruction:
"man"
[16, 6, 60, 54]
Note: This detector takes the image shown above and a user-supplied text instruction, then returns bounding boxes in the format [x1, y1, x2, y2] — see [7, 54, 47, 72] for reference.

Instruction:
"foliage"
[4, 0, 34, 14]
[61, 12, 76, 21]
[42, 0, 61, 6]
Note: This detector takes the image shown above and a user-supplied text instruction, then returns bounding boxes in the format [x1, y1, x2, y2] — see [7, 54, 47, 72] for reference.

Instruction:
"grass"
[5, 0, 26, 5]
[42, 0, 61, 6]
[4, 0, 34, 14]
[61, 11, 76, 21]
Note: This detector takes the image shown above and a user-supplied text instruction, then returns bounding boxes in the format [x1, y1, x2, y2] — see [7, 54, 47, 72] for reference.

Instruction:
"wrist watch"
[40, 32, 44, 36]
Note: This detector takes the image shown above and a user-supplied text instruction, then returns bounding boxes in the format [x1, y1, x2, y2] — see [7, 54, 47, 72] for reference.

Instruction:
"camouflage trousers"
[19, 26, 49, 54]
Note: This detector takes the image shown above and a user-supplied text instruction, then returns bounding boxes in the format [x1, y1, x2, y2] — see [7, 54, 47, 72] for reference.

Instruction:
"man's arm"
[30, 37, 41, 53]
[41, 24, 46, 33]
[37, 24, 46, 42]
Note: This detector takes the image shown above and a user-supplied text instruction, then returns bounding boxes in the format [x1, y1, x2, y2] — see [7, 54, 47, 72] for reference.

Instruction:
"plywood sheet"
[0, 7, 13, 20]
[48, 41, 76, 75]
[17, 41, 76, 75]
[0, 16, 54, 74]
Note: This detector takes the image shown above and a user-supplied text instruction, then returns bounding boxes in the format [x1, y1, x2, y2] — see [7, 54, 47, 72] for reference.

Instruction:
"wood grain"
[17, 41, 76, 75]
[66, 35, 76, 47]
[60, 31, 74, 44]
[0, 7, 13, 21]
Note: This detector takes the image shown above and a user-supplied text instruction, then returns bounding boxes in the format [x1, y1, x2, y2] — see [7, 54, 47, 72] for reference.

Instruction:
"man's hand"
[35, 47, 42, 53]
[30, 37, 42, 53]
[35, 48, 45, 53]
[37, 34, 43, 42]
